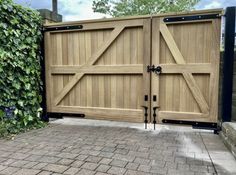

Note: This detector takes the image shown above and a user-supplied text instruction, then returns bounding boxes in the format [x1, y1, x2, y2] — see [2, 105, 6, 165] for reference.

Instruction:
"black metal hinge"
[163, 13, 221, 23]
[43, 25, 83, 32]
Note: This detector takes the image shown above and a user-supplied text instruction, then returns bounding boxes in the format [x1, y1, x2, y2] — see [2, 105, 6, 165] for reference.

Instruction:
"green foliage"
[93, 0, 200, 17]
[0, 0, 45, 137]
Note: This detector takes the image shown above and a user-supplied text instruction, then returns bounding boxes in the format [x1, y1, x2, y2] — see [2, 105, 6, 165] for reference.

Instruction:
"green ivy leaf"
[0, 0, 44, 137]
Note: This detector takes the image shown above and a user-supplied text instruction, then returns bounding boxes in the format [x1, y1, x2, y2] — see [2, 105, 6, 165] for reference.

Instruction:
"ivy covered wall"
[0, 0, 44, 136]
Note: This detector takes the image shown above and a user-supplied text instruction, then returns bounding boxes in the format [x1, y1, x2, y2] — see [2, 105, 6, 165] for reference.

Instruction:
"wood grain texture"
[46, 19, 147, 122]
[152, 16, 221, 123]
[45, 11, 222, 123]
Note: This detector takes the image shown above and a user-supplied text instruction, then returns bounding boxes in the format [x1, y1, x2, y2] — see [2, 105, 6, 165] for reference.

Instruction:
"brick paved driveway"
[0, 118, 235, 175]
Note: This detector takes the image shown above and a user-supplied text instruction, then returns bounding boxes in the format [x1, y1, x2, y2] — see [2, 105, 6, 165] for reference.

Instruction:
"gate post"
[40, 35, 49, 122]
[221, 7, 236, 122]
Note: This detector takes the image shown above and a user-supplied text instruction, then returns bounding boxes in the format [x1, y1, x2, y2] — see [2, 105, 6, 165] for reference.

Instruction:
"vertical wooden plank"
[62, 33, 69, 106]
[44, 32, 52, 111]
[179, 24, 187, 112]
[97, 31, 105, 107]
[86, 32, 92, 107]
[130, 28, 138, 109]
[74, 32, 80, 106]
[103, 30, 111, 108]
[55, 34, 64, 106]
[123, 29, 131, 109]
[143, 18, 151, 121]
[110, 29, 117, 108]
[68, 33, 74, 106]
[209, 18, 221, 122]
[172, 25, 181, 112]
[137, 27, 143, 108]
[151, 17, 160, 122]
[116, 28, 124, 108]
[91, 31, 98, 107]
[79, 32, 87, 107]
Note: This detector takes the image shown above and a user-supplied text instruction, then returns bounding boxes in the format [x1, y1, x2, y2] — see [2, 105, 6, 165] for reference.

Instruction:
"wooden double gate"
[44, 9, 222, 124]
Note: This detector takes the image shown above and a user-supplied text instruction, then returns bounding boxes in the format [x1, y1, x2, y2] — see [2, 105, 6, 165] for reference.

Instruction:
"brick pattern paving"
[0, 119, 235, 175]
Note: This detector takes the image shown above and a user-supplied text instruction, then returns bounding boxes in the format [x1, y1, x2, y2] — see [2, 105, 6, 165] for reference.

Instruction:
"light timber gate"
[44, 17, 151, 122]
[44, 9, 222, 125]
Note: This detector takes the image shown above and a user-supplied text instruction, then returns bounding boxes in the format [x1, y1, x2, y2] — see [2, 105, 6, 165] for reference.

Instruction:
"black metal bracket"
[47, 113, 85, 119]
[141, 106, 148, 129]
[43, 25, 83, 32]
[162, 119, 219, 134]
[163, 13, 221, 23]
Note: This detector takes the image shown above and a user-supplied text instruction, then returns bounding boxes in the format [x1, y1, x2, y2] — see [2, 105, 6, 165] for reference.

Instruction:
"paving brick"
[1, 159, 17, 166]
[177, 163, 190, 171]
[11, 153, 30, 160]
[101, 147, 116, 153]
[110, 159, 128, 168]
[99, 152, 114, 158]
[125, 162, 139, 170]
[81, 162, 99, 170]
[190, 165, 208, 172]
[75, 154, 88, 161]
[37, 171, 52, 175]
[137, 165, 151, 173]
[58, 159, 74, 166]
[57, 153, 79, 159]
[95, 172, 110, 175]
[10, 160, 29, 167]
[43, 164, 69, 173]
[128, 151, 149, 159]
[63, 167, 80, 175]
[77, 169, 96, 175]
[33, 162, 48, 169]
[38, 156, 60, 164]
[85, 156, 102, 163]
[13, 168, 40, 175]
[107, 166, 126, 175]
[112, 154, 135, 162]
[125, 170, 150, 175]
[114, 149, 129, 155]
[167, 169, 194, 175]
[96, 164, 111, 173]
[99, 158, 112, 165]
[70, 160, 84, 168]
[165, 162, 177, 169]
[134, 157, 150, 165]
[150, 166, 168, 174]
[0, 165, 7, 171]
[93, 146, 103, 151]
[24, 155, 42, 161]
[0, 167, 20, 175]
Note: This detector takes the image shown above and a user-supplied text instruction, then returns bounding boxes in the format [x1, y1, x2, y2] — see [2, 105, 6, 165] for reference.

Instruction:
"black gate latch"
[147, 65, 162, 74]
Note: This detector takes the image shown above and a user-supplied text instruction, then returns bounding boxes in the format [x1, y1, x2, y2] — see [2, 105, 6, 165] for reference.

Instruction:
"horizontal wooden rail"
[51, 65, 143, 74]
[48, 19, 144, 33]
[160, 64, 212, 74]
[52, 106, 143, 123]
